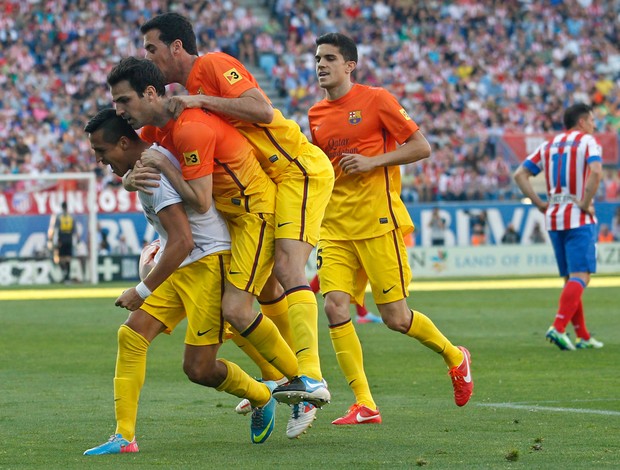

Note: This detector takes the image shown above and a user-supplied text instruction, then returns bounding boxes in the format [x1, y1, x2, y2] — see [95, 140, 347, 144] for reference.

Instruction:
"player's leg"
[84, 308, 170, 455]
[363, 229, 473, 407]
[309, 273, 320, 293]
[273, 237, 322, 378]
[547, 226, 597, 350]
[178, 253, 279, 444]
[223, 283, 298, 381]
[258, 272, 293, 348]
[318, 238, 380, 424]
[271, 156, 334, 404]
[223, 213, 298, 381]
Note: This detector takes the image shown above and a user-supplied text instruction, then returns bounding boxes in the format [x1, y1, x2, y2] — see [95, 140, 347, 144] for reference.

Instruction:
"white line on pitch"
[478, 403, 620, 416]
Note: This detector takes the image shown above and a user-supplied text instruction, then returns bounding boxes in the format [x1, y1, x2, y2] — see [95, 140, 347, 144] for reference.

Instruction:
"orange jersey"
[140, 109, 275, 215]
[185, 53, 320, 179]
[308, 84, 418, 240]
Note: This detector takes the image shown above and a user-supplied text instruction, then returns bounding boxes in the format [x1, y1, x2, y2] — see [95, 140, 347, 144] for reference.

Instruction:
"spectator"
[471, 223, 486, 246]
[428, 208, 447, 246]
[3, 0, 620, 205]
[501, 224, 521, 244]
[598, 223, 614, 243]
[530, 222, 546, 244]
[612, 207, 620, 241]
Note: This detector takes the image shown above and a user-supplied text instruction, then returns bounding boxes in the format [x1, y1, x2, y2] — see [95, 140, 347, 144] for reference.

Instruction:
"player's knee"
[183, 360, 219, 387]
[117, 324, 144, 346]
[383, 315, 407, 333]
[324, 297, 350, 324]
[379, 308, 409, 333]
[273, 255, 306, 289]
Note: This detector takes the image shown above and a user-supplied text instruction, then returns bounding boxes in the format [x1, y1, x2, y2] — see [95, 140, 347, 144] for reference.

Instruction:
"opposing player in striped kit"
[514, 102, 604, 350]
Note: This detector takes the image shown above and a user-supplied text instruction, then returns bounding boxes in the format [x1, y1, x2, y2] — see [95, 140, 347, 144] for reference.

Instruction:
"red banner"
[0, 188, 142, 216]
[502, 132, 618, 165]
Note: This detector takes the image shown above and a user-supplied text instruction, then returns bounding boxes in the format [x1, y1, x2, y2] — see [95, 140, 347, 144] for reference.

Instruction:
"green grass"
[1, 284, 619, 469]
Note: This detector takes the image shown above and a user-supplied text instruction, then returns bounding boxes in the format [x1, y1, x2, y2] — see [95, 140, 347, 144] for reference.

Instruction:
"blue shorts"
[548, 224, 597, 277]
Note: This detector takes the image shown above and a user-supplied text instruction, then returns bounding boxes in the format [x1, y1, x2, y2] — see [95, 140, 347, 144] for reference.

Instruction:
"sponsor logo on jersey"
[348, 110, 362, 125]
[183, 150, 200, 166]
[399, 108, 412, 120]
[224, 68, 243, 85]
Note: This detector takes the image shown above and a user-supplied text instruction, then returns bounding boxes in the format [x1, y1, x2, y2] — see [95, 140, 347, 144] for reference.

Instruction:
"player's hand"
[140, 148, 169, 171]
[536, 202, 549, 214]
[339, 153, 376, 175]
[167, 95, 205, 119]
[115, 288, 144, 311]
[577, 200, 595, 216]
[124, 160, 161, 194]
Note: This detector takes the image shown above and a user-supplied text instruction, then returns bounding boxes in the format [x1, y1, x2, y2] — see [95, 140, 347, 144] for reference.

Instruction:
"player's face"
[110, 80, 153, 129]
[580, 111, 595, 134]
[315, 44, 354, 89]
[143, 29, 174, 84]
[89, 130, 130, 177]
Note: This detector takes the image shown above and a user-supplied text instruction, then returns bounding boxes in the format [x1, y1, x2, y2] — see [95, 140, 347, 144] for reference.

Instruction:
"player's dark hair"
[84, 108, 140, 143]
[107, 57, 166, 97]
[564, 103, 592, 130]
[315, 33, 358, 63]
[141, 13, 198, 56]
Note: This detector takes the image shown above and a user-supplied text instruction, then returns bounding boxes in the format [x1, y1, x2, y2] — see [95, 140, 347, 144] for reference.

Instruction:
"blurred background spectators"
[1, 0, 619, 202]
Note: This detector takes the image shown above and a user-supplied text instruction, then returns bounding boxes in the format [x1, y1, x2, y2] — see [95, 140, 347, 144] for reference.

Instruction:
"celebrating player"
[107, 58, 301, 443]
[83, 109, 280, 453]
[514, 103, 604, 350]
[309, 33, 474, 425]
[126, 12, 334, 436]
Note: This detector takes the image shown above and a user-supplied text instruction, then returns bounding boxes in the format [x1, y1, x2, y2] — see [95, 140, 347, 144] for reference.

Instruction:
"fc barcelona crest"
[348, 110, 362, 125]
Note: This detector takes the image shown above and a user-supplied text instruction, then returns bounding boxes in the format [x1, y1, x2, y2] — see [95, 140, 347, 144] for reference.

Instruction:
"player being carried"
[83, 109, 281, 454]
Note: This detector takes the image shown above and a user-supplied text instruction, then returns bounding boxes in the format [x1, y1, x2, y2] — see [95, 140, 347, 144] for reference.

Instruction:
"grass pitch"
[1, 280, 619, 469]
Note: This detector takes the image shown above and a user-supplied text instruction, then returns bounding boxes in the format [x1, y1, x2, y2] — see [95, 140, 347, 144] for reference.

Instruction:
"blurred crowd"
[1, 0, 620, 202]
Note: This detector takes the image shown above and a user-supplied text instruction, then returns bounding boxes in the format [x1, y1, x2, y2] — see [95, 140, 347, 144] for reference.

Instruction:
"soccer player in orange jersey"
[106, 57, 301, 443]
[125, 13, 334, 436]
[309, 33, 474, 425]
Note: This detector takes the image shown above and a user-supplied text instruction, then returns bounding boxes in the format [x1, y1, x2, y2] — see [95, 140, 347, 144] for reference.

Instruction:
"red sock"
[355, 303, 368, 317]
[309, 274, 320, 294]
[571, 300, 590, 340]
[553, 278, 585, 333]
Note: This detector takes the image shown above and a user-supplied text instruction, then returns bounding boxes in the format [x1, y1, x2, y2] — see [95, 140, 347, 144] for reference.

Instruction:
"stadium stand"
[1, 0, 619, 201]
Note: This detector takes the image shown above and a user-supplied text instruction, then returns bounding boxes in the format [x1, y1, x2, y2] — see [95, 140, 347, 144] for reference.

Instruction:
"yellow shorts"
[317, 229, 411, 307]
[272, 143, 334, 246]
[225, 212, 275, 296]
[141, 252, 232, 346]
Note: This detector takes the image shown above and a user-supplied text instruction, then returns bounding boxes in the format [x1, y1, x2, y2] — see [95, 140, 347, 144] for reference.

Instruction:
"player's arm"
[578, 160, 603, 215]
[115, 204, 193, 311]
[513, 165, 548, 213]
[167, 88, 273, 124]
[140, 148, 213, 214]
[339, 130, 431, 175]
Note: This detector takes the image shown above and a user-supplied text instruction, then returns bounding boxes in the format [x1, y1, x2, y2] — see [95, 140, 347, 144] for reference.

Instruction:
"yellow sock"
[216, 359, 271, 407]
[241, 313, 298, 380]
[406, 310, 463, 368]
[230, 330, 284, 382]
[287, 288, 321, 380]
[114, 325, 149, 441]
[329, 321, 376, 409]
[260, 295, 293, 348]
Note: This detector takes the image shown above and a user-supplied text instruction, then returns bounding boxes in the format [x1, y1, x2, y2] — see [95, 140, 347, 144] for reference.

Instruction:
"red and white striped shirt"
[523, 130, 602, 231]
